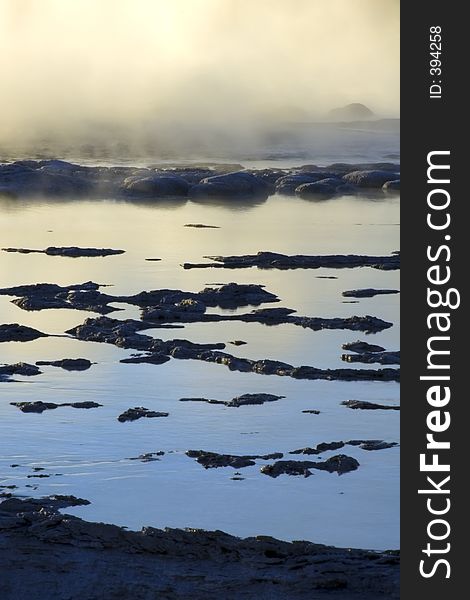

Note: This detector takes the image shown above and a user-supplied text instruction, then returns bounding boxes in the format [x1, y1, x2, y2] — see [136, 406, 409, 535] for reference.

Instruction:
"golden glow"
[0, 0, 399, 145]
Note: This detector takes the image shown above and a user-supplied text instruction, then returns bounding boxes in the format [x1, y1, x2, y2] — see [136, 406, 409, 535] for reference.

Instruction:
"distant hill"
[328, 103, 374, 121]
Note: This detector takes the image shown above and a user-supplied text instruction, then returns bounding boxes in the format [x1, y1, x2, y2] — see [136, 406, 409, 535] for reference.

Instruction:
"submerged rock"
[117, 407, 169, 422]
[0, 324, 48, 342]
[342, 400, 400, 411]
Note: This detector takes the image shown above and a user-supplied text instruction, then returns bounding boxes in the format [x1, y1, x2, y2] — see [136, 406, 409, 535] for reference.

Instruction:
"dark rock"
[343, 170, 399, 188]
[0, 324, 48, 342]
[0, 495, 399, 599]
[65, 316, 398, 381]
[342, 351, 400, 365]
[130, 283, 280, 310]
[0, 494, 89, 514]
[282, 313, 392, 334]
[0, 281, 101, 297]
[69, 402, 103, 409]
[342, 288, 400, 298]
[290, 365, 399, 382]
[180, 393, 284, 408]
[251, 359, 294, 375]
[117, 407, 169, 422]
[260, 461, 312, 478]
[68, 315, 398, 381]
[229, 393, 284, 407]
[290, 442, 345, 455]
[11, 401, 102, 413]
[198, 283, 279, 308]
[65, 316, 149, 346]
[186, 450, 283, 469]
[290, 440, 398, 454]
[229, 340, 247, 346]
[302, 409, 320, 414]
[2, 281, 280, 317]
[182, 251, 400, 271]
[347, 440, 398, 451]
[261, 455, 360, 477]
[35, 358, 93, 371]
[342, 340, 386, 353]
[184, 223, 220, 228]
[128, 452, 165, 462]
[190, 172, 270, 199]
[122, 174, 190, 197]
[47, 247, 124, 257]
[120, 353, 171, 365]
[275, 173, 337, 195]
[0, 362, 42, 380]
[295, 179, 344, 199]
[2, 247, 124, 257]
[179, 397, 227, 406]
[342, 400, 400, 411]
[312, 455, 360, 474]
[0, 163, 92, 196]
[142, 298, 207, 322]
[145, 258, 162, 261]
[1, 281, 120, 315]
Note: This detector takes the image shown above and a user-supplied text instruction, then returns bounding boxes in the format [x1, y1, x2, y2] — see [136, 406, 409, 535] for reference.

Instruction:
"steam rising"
[0, 0, 399, 155]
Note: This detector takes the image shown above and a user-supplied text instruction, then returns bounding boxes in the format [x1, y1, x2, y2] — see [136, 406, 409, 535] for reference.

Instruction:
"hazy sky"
[0, 0, 399, 144]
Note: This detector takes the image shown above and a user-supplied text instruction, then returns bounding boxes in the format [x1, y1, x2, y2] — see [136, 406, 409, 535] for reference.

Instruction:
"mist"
[0, 0, 399, 157]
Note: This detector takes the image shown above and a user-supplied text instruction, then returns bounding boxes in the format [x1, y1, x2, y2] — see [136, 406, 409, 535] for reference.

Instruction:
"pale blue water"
[0, 147, 399, 550]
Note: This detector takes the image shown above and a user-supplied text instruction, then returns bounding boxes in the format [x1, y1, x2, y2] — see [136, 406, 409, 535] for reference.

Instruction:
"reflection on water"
[0, 190, 399, 550]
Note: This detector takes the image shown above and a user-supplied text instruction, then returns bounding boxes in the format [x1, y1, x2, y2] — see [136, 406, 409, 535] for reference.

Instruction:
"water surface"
[0, 187, 399, 550]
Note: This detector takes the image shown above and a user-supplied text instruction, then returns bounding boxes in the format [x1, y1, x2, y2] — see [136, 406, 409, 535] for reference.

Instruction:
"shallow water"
[0, 186, 399, 550]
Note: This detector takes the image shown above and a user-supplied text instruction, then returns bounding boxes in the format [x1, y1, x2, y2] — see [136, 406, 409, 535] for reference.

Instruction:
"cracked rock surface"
[0, 496, 399, 600]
